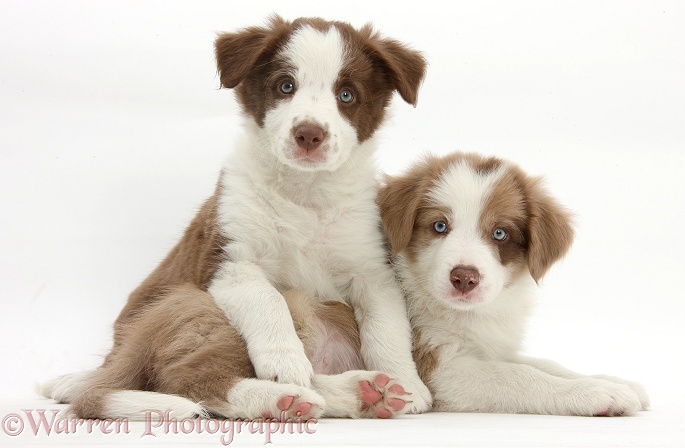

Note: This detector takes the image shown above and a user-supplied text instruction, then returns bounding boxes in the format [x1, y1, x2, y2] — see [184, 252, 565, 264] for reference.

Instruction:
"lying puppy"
[41, 16, 431, 420]
[377, 152, 650, 416]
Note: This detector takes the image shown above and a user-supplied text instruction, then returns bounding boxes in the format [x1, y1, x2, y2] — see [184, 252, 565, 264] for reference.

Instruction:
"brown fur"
[215, 15, 425, 141]
[114, 181, 227, 329]
[71, 285, 253, 418]
[379, 152, 575, 413]
[378, 152, 574, 281]
[411, 328, 439, 385]
[284, 290, 362, 374]
[68, 16, 422, 419]
[71, 286, 360, 418]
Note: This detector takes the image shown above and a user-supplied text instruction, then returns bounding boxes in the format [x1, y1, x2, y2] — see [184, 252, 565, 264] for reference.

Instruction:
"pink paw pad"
[387, 398, 406, 411]
[359, 380, 382, 407]
[388, 384, 406, 395]
[358, 373, 410, 419]
[293, 402, 312, 417]
[374, 373, 391, 388]
[375, 406, 392, 419]
[277, 395, 295, 411]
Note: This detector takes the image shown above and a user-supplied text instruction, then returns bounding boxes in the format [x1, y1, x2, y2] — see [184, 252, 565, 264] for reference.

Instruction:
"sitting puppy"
[40, 16, 430, 420]
[377, 152, 650, 416]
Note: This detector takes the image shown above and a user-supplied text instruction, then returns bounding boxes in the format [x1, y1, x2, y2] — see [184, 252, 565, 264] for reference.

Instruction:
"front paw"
[592, 374, 650, 410]
[564, 378, 641, 416]
[400, 376, 432, 414]
[253, 349, 314, 388]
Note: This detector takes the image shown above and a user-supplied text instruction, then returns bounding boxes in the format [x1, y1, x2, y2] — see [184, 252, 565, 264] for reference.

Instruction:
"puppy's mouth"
[289, 146, 329, 165]
[282, 122, 338, 171]
[446, 290, 483, 305]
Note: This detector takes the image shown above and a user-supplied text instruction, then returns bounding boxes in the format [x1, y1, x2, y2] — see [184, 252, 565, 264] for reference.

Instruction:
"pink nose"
[450, 266, 480, 293]
[294, 124, 325, 151]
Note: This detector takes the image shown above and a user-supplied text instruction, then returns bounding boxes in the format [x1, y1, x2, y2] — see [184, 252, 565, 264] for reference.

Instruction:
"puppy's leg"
[313, 371, 411, 418]
[209, 261, 313, 388]
[515, 355, 649, 410]
[149, 286, 323, 421]
[347, 266, 433, 414]
[206, 379, 324, 421]
[432, 356, 642, 416]
[284, 290, 412, 418]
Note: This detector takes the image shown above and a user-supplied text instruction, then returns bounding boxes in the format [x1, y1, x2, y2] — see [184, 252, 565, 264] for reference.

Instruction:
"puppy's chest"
[225, 190, 367, 291]
[273, 206, 351, 258]
[414, 311, 521, 361]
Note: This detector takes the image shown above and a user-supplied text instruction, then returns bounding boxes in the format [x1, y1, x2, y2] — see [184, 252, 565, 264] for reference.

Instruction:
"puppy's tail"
[38, 369, 96, 404]
[70, 388, 208, 421]
[40, 368, 207, 421]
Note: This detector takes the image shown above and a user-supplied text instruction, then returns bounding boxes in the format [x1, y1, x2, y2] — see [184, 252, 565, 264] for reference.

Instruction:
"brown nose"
[450, 266, 480, 293]
[294, 124, 325, 151]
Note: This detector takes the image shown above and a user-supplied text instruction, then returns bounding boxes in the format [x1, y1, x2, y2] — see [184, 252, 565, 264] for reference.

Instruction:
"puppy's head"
[215, 16, 426, 172]
[378, 153, 574, 310]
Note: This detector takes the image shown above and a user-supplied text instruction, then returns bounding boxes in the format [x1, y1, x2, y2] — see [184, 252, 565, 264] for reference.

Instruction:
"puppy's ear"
[215, 15, 290, 89]
[364, 25, 427, 107]
[377, 161, 432, 254]
[525, 178, 575, 282]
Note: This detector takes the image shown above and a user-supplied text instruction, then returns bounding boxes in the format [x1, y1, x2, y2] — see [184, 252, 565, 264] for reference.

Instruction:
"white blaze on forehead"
[423, 160, 511, 306]
[429, 161, 506, 235]
[282, 25, 346, 91]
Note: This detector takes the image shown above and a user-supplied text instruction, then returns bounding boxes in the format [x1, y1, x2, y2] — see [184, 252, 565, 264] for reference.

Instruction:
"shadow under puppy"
[377, 152, 649, 416]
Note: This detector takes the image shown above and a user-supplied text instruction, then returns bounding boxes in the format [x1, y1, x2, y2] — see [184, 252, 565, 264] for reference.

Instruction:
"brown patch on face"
[334, 23, 426, 142]
[378, 155, 449, 255]
[406, 205, 451, 263]
[378, 153, 502, 259]
[380, 152, 574, 283]
[480, 167, 530, 268]
[215, 15, 295, 126]
[215, 16, 426, 138]
[412, 328, 439, 387]
[481, 160, 575, 281]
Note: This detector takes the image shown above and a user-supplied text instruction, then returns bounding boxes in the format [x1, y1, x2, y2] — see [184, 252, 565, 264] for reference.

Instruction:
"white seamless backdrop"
[1, 1, 684, 447]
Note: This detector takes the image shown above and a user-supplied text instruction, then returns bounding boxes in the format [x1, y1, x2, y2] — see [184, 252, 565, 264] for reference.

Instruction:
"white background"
[1, 1, 684, 447]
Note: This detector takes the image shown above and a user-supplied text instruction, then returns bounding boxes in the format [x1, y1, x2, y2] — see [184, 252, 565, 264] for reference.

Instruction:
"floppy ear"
[214, 15, 290, 89]
[525, 178, 575, 282]
[364, 25, 427, 107]
[377, 161, 432, 254]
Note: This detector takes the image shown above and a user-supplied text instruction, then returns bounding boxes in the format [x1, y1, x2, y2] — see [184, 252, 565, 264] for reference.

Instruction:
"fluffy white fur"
[207, 24, 431, 412]
[102, 391, 207, 421]
[395, 158, 649, 416]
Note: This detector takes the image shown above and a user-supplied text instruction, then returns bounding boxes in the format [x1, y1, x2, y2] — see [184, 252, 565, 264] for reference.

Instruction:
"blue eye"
[338, 89, 354, 103]
[433, 221, 448, 234]
[280, 81, 295, 94]
[493, 228, 508, 241]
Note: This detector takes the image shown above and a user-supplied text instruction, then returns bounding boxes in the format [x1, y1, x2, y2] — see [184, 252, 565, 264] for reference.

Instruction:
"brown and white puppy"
[378, 152, 650, 416]
[40, 16, 431, 420]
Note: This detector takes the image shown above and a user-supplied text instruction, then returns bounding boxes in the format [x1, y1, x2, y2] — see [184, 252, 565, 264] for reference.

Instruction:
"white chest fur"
[215, 132, 383, 301]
